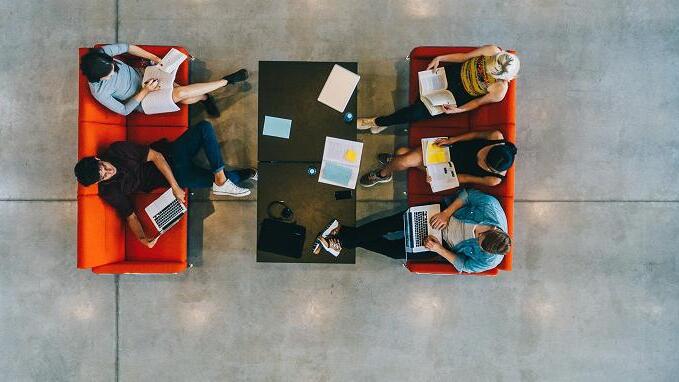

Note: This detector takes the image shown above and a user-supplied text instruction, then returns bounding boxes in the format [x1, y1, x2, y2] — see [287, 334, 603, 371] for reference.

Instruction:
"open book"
[141, 49, 188, 114]
[318, 137, 364, 189]
[421, 137, 459, 193]
[418, 68, 456, 116]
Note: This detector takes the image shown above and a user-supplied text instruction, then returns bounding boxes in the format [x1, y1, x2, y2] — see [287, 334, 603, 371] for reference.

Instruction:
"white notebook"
[317, 64, 360, 112]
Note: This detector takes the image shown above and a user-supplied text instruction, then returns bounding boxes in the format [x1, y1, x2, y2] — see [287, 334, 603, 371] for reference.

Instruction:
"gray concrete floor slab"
[0, 1, 116, 200]
[1, 0, 678, 381]
[0, 202, 115, 382]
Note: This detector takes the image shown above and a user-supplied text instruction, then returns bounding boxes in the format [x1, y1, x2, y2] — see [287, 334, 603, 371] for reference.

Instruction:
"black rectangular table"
[258, 61, 358, 162]
[257, 61, 358, 263]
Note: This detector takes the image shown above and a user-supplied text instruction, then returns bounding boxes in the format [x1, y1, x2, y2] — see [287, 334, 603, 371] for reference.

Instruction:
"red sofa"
[77, 45, 190, 274]
[404, 46, 516, 276]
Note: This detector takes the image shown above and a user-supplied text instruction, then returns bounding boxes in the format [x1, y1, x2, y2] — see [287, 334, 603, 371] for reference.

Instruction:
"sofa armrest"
[405, 262, 499, 276]
[92, 261, 187, 274]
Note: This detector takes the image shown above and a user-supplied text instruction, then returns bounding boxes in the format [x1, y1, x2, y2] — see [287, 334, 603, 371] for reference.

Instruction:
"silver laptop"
[403, 204, 442, 255]
[144, 188, 187, 235]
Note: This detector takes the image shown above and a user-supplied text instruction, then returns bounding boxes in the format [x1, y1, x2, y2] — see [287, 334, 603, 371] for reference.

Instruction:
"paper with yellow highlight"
[344, 149, 357, 163]
[425, 141, 448, 165]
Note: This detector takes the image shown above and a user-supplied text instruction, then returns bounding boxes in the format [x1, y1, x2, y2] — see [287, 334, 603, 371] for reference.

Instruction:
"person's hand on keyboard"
[424, 235, 444, 254]
[429, 211, 450, 230]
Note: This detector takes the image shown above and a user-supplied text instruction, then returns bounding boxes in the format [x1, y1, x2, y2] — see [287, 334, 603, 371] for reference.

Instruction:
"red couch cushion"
[127, 125, 187, 146]
[125, 192, 188, 263]
[77, 121, 127, 196]
[77, 195, 125, 269]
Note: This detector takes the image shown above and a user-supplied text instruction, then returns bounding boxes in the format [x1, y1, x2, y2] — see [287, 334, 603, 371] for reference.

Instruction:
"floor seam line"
[115, 275, 120, 382]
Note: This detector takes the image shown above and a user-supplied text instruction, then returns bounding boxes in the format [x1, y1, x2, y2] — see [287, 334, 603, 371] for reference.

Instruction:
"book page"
[141, 65, 179, 114]
[421, 137, 451, 166]
[426, 90, 456, 107]
[427, 162, 459, 193]
[319, 137, 364, 189]
[418, 67, 447, 95]
[159, 48, 187, 73]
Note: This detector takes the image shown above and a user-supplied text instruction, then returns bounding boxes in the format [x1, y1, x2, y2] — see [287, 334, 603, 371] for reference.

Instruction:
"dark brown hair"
[479, 228, 511, 254]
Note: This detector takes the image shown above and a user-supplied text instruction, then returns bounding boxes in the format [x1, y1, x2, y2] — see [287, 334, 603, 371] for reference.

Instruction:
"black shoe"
[359, 169, 393, 188]
[201, 94, 220, 117]
[235, 168, 258, 184]
[223, 69, 248, 84]
[377, 153, 394, 166]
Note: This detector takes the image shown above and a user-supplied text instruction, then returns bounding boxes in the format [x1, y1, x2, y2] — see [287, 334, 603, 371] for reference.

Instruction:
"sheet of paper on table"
[317, 64, 360, 112]
[318, 137, 364, 189]
[262, 116, 292, 139]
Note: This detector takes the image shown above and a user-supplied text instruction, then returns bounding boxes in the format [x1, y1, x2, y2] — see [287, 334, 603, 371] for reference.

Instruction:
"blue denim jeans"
[169, 121, 241, 188]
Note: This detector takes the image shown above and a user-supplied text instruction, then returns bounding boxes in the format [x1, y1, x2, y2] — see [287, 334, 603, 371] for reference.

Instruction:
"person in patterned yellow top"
[357, 45, 520, 135]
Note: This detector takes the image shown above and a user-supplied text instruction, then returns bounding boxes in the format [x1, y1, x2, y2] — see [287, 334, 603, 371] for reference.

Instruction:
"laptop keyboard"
[154, 199, 184, 230]
[412, 211, 428, 247]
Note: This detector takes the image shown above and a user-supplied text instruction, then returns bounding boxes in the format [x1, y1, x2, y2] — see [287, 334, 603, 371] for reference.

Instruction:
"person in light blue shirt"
[80, 43, 249, 117]
[313, 188, 510, 274]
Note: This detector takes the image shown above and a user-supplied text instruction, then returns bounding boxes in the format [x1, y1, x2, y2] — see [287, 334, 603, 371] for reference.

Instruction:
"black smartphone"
[335, 190, 352, 200]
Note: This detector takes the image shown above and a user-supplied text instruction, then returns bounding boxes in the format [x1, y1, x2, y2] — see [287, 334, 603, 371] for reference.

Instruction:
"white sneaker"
[212, 179, 251, 197]
[357, 117, 378, 130]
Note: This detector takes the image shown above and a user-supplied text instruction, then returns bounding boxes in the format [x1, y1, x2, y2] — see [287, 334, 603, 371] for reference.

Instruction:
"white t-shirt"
[442, 217, 476, 247]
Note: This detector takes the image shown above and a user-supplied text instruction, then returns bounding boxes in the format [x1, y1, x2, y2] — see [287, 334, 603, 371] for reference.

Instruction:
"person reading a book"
[357, 45, 520, 134]
[313, 189, 510, 274]
[73, 121, 256, 248]
[359, 130, 516, 188]
[80, 43, 249, 118]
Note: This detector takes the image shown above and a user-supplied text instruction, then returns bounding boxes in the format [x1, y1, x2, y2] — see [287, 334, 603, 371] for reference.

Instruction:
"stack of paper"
[318, 137, 364, 189]
[421, 137, 459, 193]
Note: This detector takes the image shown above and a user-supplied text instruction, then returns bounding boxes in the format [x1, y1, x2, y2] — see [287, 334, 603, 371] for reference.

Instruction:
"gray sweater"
[88, 43, 142, 115]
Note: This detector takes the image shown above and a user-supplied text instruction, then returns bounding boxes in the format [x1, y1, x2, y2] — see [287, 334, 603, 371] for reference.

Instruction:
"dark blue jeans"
[169, 121, 241, 188]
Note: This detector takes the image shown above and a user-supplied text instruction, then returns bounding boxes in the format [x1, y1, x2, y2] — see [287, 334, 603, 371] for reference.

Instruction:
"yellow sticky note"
[344, 149, 357, 162]
[426, 142, 447, 164]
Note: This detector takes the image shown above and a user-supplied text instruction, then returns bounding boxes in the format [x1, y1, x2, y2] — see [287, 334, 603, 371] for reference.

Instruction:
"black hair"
[487, 142, 517, 172]
[80, 48, 116, 83]
[74, 157, 101, 186]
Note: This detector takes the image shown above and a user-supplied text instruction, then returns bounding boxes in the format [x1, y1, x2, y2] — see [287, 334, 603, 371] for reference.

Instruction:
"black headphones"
[267, 201, 295, 223]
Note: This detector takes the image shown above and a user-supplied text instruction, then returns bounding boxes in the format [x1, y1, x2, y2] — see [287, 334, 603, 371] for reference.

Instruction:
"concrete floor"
[1, 0, 678, 381]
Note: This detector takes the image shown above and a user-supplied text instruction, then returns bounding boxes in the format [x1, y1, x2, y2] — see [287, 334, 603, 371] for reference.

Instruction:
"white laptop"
[144, 188, 187, 235]
[403, 204, 442, 255]
[317, 64, 360, 112]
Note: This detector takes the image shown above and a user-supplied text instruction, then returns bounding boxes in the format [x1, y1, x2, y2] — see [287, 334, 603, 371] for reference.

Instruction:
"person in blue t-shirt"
[313, 188, 510, 274]
[80, 43, 248, 117]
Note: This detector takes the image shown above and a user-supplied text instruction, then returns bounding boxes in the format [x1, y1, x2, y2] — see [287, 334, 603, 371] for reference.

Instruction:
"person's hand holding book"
[426, 56, 441, 72]
[442, 104, 463, 114]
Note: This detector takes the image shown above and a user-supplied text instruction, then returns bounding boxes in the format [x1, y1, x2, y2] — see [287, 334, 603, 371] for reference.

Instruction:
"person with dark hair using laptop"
[313, 188, 510, 274]
[74, 120, 256, 248]
[359, 129, 516, 188]
[80, 43, 249, 117]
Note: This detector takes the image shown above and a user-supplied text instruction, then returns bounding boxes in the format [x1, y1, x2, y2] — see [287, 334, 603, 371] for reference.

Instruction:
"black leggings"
[374, 100, 432, 127]
[338, 210, 438, 260]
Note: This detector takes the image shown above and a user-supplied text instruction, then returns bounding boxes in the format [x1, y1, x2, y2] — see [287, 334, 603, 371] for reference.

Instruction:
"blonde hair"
[489, 52, 520, 81]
